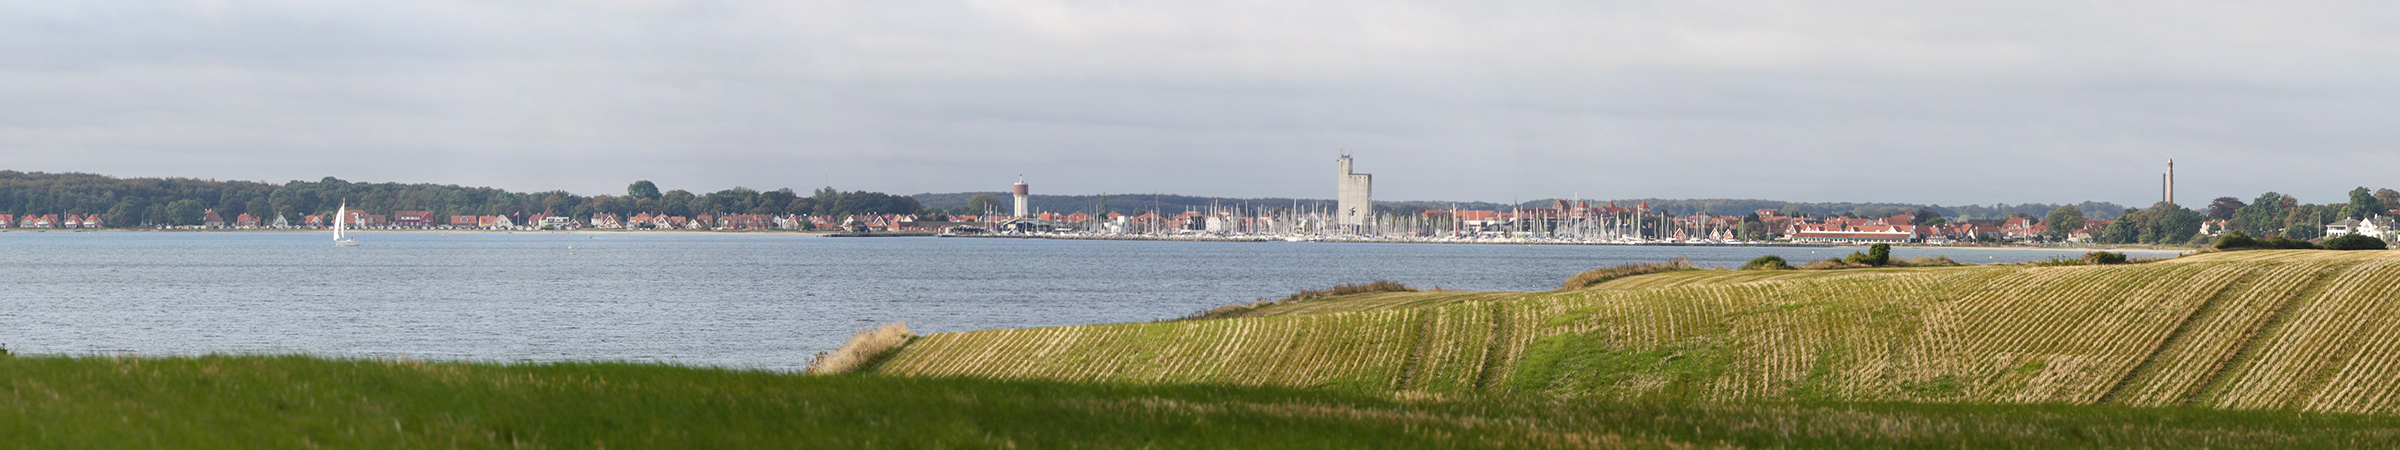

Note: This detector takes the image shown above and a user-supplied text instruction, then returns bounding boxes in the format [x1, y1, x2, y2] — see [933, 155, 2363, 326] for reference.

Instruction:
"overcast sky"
[4, 1, 2397, 207]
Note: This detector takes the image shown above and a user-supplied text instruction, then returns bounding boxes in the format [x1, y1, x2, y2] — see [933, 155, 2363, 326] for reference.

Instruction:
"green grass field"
[6, 354, 2400, 449]
[873, 250, 2400, 413]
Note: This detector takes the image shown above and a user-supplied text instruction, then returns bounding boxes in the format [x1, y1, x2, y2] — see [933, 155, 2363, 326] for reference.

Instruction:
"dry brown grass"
[806, 322, 915, 375]
[1177, 280, 1421, 321]
[1795, 255, 1963, 270]
[1560, 258, 1695, 290]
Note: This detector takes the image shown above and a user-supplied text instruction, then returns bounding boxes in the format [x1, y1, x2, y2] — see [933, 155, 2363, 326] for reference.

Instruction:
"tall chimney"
[2165, 159, 2175, 205]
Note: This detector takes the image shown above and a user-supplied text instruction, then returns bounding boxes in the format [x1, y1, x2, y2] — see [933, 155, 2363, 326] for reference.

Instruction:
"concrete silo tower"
[1013, 177, 1031, 218]
[1337, 155, 1372, 227]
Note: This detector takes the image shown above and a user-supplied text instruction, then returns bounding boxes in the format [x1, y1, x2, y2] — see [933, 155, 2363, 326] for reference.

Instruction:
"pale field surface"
[872, 250, 2400, 414]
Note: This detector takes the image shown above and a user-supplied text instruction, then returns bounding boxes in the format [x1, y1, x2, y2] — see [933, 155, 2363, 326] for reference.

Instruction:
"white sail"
[334, 202, 346, 240]
[333, 200, 359, 247]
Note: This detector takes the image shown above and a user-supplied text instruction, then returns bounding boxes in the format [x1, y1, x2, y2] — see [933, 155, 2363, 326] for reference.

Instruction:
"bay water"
[0, 231, 2177, 371]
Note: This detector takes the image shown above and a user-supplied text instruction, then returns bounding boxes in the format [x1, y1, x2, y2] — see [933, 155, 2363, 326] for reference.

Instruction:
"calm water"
[0, 232, 2177, 371]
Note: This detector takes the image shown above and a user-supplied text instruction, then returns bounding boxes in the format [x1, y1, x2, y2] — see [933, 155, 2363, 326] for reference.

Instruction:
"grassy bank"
[4, 355, 2399, 449]
[871, 250, 2400, 413]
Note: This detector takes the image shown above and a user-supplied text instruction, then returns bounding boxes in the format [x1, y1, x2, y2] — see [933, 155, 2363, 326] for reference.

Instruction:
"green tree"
[2345, 187, 2384, 219]
[2233, 192, 2286, 237]
[1908, 208, 1944, 226]
[957, 193, 1009, 216]
[2206, 196, 2245, 221]
[627, 180, 662, 200]
[662, 190, 696, 216]
[2043, 205, 2085, 240]
[2140, 202, 2205, 244]
[2283, 204, 2327, 240]
[108, 199, 144, 228]
[1737, 212, 1768, 240]
[164, 199, 205, 226]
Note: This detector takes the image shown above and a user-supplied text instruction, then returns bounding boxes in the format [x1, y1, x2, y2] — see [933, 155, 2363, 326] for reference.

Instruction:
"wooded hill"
[0, 171, 926, 227]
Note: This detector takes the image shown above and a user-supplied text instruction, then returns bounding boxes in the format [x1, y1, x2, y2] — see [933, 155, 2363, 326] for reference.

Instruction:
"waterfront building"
[393, 211, 434, 228]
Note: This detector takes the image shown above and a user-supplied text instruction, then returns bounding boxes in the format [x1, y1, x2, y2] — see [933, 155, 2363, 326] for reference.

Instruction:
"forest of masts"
[974, 201, 1744, 243]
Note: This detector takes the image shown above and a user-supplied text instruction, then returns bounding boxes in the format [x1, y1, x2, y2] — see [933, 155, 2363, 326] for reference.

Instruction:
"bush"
[1741, 255, 1793, 270]
[2263, 237, 2319, 249]
[1841, 244, 1894, 266]
[2215, 231, 2322, 250]
[1892, 256, 1966, 267]
[1801, 258, 1871, 270]
[2083, 251, 2129, 265]
[2323, 234, 2391, 250]
[1319, 280, 1420, 297]
[2212, 231, 2261, 249]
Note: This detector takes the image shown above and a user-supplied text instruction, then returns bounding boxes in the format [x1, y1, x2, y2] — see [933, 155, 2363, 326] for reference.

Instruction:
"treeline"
[2073, 188, 2397, 245]
[0, 171, 927, 228]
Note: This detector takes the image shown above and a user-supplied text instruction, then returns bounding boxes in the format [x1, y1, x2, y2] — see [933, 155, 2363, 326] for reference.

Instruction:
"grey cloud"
[3, 1, 2398, 206]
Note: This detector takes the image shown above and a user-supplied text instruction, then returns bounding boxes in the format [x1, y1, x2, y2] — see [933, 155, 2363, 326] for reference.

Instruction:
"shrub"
[1740, 255, 1793, 270]
[2215, 231, 2322, 250]
[2212, 231, 2261, 250]
[2323, 234, 2390, 250]
[806, 322, 914, 375]
[2083, 251, 2129, 265]
[1801, 258, 1871, 270]
[1891, 256, 1965, 267]
[1562, 258, 1696, 290]
[1319, 280, 1419, 297]
[1840, 244, 1894, 266]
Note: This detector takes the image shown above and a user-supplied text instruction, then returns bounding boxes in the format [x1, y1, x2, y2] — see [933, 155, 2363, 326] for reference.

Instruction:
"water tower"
[1013, 177, 1030, 218]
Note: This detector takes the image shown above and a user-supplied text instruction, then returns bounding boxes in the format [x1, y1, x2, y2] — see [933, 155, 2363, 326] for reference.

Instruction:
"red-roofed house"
[391, 211, 433, 228]
[2001, 218, 2042, 240]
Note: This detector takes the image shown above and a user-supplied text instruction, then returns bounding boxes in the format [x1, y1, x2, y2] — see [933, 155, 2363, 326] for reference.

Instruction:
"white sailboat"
[333, 201, 359, 247]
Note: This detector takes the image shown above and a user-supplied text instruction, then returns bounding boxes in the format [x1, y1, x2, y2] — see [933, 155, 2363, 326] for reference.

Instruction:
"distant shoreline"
[0, 228, 832, 236]
[0, 228, 2199, 254]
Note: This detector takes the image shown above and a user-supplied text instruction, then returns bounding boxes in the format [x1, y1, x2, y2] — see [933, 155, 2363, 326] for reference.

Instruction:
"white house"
[2326, 219, 2356, 236]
